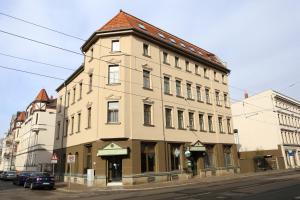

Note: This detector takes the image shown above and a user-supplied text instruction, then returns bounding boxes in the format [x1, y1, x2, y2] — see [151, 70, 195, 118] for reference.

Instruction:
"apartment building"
[0, 114, 21, 171]
[232, 90, 300, 172]
[13, 89, 57, 172]
[54, 10, 238, 186]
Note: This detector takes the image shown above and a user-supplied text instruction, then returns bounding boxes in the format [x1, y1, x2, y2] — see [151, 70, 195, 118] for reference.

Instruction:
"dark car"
[23, 172, 55, 190]
[2, 171, 17, 181]
[13, 171, 32, 185]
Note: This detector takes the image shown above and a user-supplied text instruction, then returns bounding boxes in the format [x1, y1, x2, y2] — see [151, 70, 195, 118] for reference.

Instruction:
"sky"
[0, 0, 299, 136]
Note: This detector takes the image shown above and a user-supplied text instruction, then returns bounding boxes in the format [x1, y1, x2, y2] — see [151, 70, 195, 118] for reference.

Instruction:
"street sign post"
[51, 153, 58, 176]
[67, 154, 76, 191]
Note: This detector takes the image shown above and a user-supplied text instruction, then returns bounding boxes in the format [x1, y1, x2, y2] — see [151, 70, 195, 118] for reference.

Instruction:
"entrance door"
[108, 157, 122, 182]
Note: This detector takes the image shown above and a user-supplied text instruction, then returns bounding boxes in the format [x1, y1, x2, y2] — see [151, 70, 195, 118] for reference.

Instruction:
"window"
[170, 144, 181, 171]
[164, 76, 171, 94]
[175, 56, 179, 68]
[215, 91, 220, 106]
[79, 82, 82, 99]
[188, 112, 194, 130]
[143, 43, 149, 56]
[175, 80, 181, 96]
[178, 110, 184, 129]
[77, 113, 81, 132]
[141, 143, 156, 173]
[90, 48, 94, 60]
[208, 115, 214, 132]
[87, 107, 91, 128]
[222, 74, 225, 83]
[199, 114, 205, 131]
[143, 70, 151, 89]
[204, 145, 214, 168]
[165, 108, 172, 128]
[224, 146, 232, 167]
[195, 65, 199, 74]
[205, 88, 210, 104]
[224, 93, 228, 107]
[71, 116, 74, 134]
[88, 73, 93, 92]
[112, 40, 120, 52]
[144, 104, 152, 125]
[204, 68, 208, 78]
[35, 113, 39, 124]
[108, 65, 119, 84]
[85, 145, 92, 173]
[227, 118, 232, 133]
[185, 60, 189, 71]
[67, 92, 70, 107]
[214, 71, 218, 81]
[64, 119, 69, 136]
[196, 86, 201, 101]
[73, 87, 76, 104]
[58, 96, 62, 112]
[163, 52, 168, 63]
[218, 116, 223, 133]
[187, 83, 192, 99]
[56, 121, 61, 139]
[107, 101, 119, 123]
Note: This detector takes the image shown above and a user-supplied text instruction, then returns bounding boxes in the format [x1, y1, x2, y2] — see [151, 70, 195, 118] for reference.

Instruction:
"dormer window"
[138, 24, 146, 30]
[189, 47, 195, 52]
[143, 43, 149, 56]
[169, 38, 176, 44]
[158, 33, 165, 39]
[180, 43, 186, 48]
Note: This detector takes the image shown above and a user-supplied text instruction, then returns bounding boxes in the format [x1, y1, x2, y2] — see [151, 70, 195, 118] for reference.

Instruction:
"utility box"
[87, 169, 94, 187]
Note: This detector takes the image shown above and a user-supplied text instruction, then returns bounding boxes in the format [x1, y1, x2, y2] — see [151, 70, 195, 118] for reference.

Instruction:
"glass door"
[108, 157, 122, 182]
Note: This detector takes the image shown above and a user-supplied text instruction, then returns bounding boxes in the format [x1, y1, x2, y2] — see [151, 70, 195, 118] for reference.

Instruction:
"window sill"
[178, 128, 187, 130]
[163, 62, 170, 65]
[217, 104, 222, 107]
[106, 83, 121, 86]
[85, 127, 91, 130]
[110, 51, 121, 54]
[87, 90, 93, 94]
[206, 102, 212, 105]
[220, 131, 226, 134]
[197, 100, 204, 103]
[76, 131, 81, 134]
[222, 82, 227, 85]
[186, 70, 192, 73]
[63, 135, 67, 137]
[200, 129, 207, 132]
[209, 131, 216, 133]
[225, 106, 231, 109]
[204, 77, 210, 80]
[143, 54, 151, 58]
[166, 126, 175, 129]
[189, 128, 197, 131]
[214, 79, 219, 82]
[187, 98, 195, 101]
[175, 66, 181, 70]
[164, 92, 173, 96]
[143, 87, 153, 91]
[77, 97, 82, 102]
[143, 124, 155, 127]
[195, 73, 201, 77]
[71, 102, 75, 106]
[106, 122, 121, 125]
[176, 95, 184, 99]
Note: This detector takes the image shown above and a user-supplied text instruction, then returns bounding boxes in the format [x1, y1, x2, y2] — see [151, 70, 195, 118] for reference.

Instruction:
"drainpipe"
[59, 82, 67, 180]
[158, 49, 169, 181]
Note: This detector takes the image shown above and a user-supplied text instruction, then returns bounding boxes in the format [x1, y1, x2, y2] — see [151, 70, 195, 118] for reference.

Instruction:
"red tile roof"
[35, 89, 49, 102]
[16, 111, 26, 122]
[98, 10, 225, 67]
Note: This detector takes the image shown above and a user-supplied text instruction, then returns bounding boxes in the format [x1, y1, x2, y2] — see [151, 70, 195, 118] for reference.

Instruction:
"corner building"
[54, 10, 238, 186]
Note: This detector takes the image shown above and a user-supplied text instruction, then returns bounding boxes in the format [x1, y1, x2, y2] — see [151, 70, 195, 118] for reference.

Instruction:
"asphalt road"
[0, 170, 300, 200]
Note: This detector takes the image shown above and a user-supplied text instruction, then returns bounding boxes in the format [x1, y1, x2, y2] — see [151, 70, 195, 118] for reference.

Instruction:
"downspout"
[59, 82, 67, 179]
[158, 48, 169, 181]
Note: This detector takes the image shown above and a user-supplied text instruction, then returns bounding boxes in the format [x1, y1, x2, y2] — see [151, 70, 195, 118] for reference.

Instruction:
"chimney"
[50, 95, 53, 100]
[244, 91, 249, 99]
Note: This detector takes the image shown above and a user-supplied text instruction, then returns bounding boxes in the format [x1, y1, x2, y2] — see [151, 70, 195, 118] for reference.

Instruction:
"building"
[54, 10, 238, 186]
[232, 90, 300, 172]
[13, 89, 57, 172]
[0, 114, 19, 171]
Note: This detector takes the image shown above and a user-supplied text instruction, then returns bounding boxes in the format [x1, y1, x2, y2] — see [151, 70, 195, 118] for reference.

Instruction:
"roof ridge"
[120, 10, 212, 55]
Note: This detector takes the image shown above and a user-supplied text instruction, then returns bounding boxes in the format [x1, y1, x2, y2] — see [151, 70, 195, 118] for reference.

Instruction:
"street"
[0, 170, 300, 200]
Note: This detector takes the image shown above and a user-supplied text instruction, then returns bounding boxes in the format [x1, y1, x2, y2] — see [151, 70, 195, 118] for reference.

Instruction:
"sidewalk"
[55, 169, 298, 193]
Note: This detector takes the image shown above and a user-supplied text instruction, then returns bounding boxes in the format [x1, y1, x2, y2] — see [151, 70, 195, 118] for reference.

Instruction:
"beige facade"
[232, 90, 300, 171]
[54, 11, 238, 186]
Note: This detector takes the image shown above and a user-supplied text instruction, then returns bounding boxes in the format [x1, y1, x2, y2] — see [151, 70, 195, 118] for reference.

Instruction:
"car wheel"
[30, 183, 35, 190]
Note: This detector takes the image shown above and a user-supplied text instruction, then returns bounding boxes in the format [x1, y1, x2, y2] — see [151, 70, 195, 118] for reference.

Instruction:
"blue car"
[23, 172, 55, 190]
[13, 171, 32, 185]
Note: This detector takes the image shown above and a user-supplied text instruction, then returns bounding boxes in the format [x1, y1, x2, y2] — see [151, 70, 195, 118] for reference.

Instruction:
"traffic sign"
[67, 154, 76, 164]
[51, 153, 58, 164]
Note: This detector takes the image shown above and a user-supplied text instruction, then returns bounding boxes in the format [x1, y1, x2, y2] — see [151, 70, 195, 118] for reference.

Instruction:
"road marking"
[174, 192, 210, 200]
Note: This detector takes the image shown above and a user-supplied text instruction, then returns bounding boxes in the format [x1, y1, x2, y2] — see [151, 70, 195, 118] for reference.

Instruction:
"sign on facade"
[51, 153, 58, 164]
[67, 154, 76, 164]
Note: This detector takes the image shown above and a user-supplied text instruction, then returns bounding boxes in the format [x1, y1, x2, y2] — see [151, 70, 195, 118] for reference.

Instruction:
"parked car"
[1, 171, 17, 180]
[13, 171, 32, 186]
[23, 172, 55, 190]
[0, 171, 4, 180]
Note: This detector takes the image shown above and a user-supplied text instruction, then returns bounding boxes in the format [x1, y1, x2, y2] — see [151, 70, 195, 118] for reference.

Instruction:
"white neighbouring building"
[14, 89, 57, 172]
[232, 90, 300, 170]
